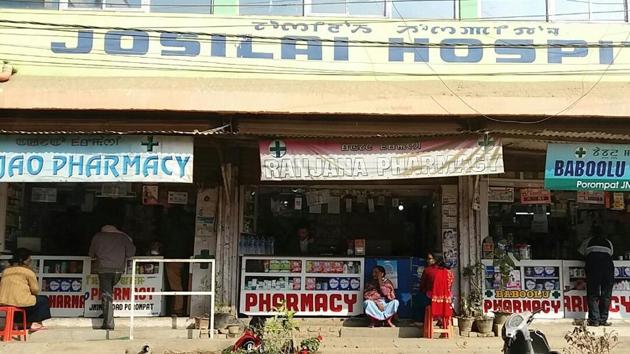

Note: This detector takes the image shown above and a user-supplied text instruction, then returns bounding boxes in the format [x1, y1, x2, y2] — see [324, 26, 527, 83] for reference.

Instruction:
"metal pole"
[210, 260, 215, 339]
[130, 259, 137, 340]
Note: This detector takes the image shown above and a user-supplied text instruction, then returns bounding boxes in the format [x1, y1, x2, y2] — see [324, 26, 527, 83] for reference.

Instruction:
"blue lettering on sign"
[554, 160, 625, 177]
[0, 154, 191, 180]
[388, 38, 429, 62]
[160, 33, 200, 57]
[50, 30, 622, 65]
[105, 30, 150, 55]
[495, 40, 535, 63]
[281, 36, 322, 60]
[51, 30, 94, 54]
[440, 38, 483, 63]
[237, 37, 273, 59]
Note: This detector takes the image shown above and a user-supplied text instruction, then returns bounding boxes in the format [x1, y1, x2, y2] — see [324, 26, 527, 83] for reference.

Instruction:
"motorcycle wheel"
[237, 339, 258, 353]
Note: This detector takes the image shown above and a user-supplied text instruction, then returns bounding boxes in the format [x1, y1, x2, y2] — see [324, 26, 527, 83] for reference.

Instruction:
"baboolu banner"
[259, 137, 504, 181]
[0, 135, 193, 183]
[545, 143, 630, 191]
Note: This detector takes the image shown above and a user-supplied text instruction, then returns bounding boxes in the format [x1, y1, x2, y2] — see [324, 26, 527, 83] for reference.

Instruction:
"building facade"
[2, 1, 630, 319]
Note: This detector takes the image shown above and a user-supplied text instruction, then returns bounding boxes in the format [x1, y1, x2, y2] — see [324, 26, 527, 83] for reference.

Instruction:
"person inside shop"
[159, 205, 194, 316]
[363, 265, 399, 328]
[578, 224, 614, 327]
[284, 223, 314, 255]
[417, 252, 454, 325]
[89, 222, 136, 330]
[0, 248, 51, 332]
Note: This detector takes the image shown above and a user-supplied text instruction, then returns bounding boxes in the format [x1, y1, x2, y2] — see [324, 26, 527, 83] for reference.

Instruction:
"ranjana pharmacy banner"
[545, 143, 630, 191]
[0, 135, 193, 183]
[259, 138, 504, 181]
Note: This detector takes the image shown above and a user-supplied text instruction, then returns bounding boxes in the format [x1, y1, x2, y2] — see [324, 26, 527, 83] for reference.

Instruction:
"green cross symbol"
[141, 136, 160, 152]
[478, 135, 495, 147]
[552, 291, 561, 299]
[575, 147, 587, 159]
[485, 290, 494, 298]
[269, 140, 287, 158]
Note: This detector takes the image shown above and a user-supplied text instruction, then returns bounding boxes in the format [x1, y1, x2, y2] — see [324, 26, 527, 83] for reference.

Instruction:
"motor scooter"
[501, 309, 560, 354]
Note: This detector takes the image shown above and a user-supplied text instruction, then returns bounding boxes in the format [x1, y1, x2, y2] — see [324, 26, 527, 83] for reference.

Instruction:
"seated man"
[363, 265, 399, 327]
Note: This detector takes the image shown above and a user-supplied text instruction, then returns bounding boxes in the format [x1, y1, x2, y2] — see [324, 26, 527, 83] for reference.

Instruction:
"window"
[151, 0, 213, 14]
[480, 0, 547, 20]
[61, 0, 143, 10]
[1, 0, 59, 9]
[309, 0, 385, 17]
[239, 0, 303, 16]
[391, 0, 455, 19]
[551, 0, 626, 22]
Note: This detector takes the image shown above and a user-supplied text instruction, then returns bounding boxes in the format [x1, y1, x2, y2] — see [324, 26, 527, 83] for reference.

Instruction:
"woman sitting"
[363, 265, 399, 327]
[418, 252, 454, 324]
[0, 248, 51, 332]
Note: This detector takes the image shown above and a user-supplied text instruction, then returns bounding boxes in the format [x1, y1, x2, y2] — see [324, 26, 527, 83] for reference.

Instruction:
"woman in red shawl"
[363, 265, 399, 327]
[418, 252, 454, 321]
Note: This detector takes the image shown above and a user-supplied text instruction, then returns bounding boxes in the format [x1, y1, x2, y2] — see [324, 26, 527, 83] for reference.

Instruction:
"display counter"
[0, 255, 91, 317]
[0, 255, 164, 317]
[84, 256, 165, 317]
[240, 256, 364, 316]
[563, 260, 630, 319]
[482, 259, 565, 319]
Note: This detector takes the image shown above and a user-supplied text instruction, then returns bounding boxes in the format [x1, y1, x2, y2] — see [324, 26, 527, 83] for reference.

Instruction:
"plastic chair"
[423, 305, 453, 339]
[0, 306, 28, 342]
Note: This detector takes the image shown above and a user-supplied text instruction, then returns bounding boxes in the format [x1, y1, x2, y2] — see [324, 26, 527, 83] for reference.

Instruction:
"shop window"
[1, 0, 59, 9]
[391, 0, 456, 19]
[479, 0, 547, 21]
[239, 0, 303, 16]
[151, 0, 213, 14]
[551, 0, 626, 22]
[309, 0, 385, 17]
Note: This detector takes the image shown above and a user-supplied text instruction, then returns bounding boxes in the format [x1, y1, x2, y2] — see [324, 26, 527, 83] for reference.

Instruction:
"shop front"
[238, 137, 504, 318]
[482, 142, 630, 319]
[0, 134, 197, 317]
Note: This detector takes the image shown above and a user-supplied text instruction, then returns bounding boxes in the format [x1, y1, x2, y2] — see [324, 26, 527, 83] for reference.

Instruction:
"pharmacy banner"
[0, 135, 193, 183]
[545, 143, 630, 191]
[259, 138, 504, 181]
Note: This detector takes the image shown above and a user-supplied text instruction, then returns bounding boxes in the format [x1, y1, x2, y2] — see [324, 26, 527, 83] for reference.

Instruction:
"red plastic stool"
[0, 306, 28, 342]
[423, 306, 453, 339]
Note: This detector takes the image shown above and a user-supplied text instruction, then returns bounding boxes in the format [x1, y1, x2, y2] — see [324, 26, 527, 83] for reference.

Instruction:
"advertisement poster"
[167, 191, 188, 205]
[488, 187, 515, 203]
[577, 191, 605, 205]
[377, 260, 399, 289]
[142, 185, 159, 205]
[260, 138, 503, 181]
[520, 189, 552, 205]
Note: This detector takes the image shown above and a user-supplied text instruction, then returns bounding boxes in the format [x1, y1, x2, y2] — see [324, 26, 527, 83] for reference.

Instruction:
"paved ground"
[1, 318, 629, 354]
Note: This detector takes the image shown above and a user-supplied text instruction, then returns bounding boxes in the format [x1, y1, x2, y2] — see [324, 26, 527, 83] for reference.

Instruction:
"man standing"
[578, 225, 614, 327]
[89, 224, 136, 330]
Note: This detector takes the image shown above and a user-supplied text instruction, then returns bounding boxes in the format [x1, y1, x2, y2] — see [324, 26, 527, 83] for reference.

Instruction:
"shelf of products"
[240, 256, 364, 316]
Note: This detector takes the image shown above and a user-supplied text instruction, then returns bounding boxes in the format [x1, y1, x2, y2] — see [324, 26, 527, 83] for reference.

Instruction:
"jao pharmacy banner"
[545, 143, 630, 191]
[0, 135, 193, 183]
[259, 138, 503, 181]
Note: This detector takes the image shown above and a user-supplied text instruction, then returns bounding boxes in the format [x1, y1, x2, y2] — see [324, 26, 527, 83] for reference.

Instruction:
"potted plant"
[298, 335, 324, 354]
[456, 296, 475, 334]
[463, 262, 494, 334]
[492, 253, 516, 327]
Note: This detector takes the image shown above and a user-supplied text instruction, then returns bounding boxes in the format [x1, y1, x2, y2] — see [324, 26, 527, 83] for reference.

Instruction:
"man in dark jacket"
[578, 225, 614, 327]
[89, 224, 136, 330]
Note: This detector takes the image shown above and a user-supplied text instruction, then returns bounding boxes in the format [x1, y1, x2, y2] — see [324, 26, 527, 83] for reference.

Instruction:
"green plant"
[462, 262, 486, 319]
[494, 253, 515, 290]
[299, 335, 323, 352]
[563, 323, 618, 354]
[258, 303, 299, 354]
